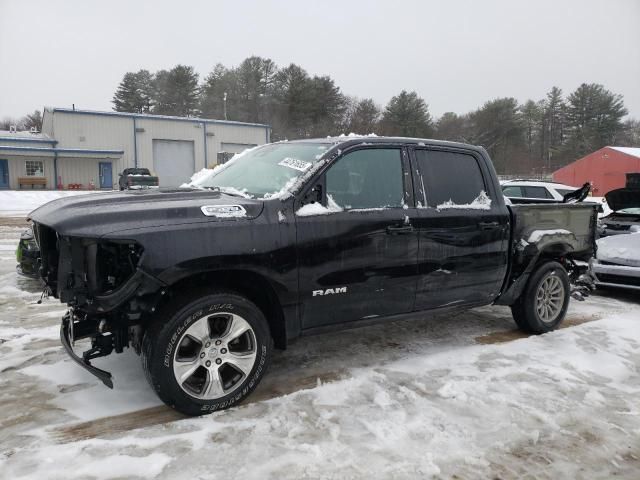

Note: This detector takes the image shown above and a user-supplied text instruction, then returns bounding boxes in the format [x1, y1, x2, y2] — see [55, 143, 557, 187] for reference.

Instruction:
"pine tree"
[543, 86, 566, 167]
[520, 99, 544, 166]
[152, 65, 199, 116]
[235, 56, 278, 123]
[346, 98, 381, 134]
[112, 70, 154, 113]
[381, 91, 433, 138]
[564, 83, 628, 159]
[272, 64, 313, 139]
[200, 64, 240, 120]
[469, 98, 524, 173]
[307, 75, 347, 137]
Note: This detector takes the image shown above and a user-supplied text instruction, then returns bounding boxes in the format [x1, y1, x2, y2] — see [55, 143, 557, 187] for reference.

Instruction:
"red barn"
[553, 147, 640, 196]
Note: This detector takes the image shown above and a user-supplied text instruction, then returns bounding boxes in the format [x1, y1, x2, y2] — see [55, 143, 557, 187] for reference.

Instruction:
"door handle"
[478, 221, 500, 230]
[386, 224, 414, 235]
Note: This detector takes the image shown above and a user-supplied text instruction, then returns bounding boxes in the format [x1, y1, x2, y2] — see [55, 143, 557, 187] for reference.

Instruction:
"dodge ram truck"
[29, 137, 597, 415]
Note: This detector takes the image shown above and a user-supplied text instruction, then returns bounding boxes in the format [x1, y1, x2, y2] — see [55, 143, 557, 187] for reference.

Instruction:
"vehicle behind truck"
[118, 168, 159, 190]
[29, 137, 597, 415]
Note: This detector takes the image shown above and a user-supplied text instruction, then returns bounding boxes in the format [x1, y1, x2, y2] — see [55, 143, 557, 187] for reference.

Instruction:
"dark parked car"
[118, 168, 159, 190]
[16, 227, 40, 278]
[598, 187, 640, 237]
[28, 137, 597, 415]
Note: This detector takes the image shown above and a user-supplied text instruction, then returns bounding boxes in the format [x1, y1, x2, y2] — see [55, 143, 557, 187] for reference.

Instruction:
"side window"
[415, 150, 486, 207]
[325, 148, 404, 209]
[523, 186, 551, 198]
[502, 186, 523, 197]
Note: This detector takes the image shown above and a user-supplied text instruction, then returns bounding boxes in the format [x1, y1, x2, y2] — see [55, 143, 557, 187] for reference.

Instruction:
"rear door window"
[523, 186, 553, 198]
[414, 150, 487, 207]
[502, 186, 523, 197]
[325, 148, 404, 209]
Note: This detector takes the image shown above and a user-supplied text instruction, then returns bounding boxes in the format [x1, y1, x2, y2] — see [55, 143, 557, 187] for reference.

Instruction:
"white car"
[591, 232, 640, 291]
[501, 180, 579, 201]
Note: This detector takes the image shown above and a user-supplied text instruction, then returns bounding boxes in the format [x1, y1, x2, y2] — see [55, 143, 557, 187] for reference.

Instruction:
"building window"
[25, 160, 44, 177]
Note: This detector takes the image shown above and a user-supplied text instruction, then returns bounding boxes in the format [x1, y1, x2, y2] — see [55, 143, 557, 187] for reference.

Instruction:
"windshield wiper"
[204, 186, 247, 198]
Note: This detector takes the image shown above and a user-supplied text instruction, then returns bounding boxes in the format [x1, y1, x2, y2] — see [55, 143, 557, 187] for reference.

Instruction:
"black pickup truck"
[118, 168, 159, 190]
[28, 137, 597, 415]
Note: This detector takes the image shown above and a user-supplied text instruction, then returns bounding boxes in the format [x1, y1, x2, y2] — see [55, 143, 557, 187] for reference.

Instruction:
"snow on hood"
[597, 232, 640, 267]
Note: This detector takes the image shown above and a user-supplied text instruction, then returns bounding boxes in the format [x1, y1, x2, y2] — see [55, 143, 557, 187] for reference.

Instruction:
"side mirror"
[301, 183, 323, 206]
[310, 184, 323, 203]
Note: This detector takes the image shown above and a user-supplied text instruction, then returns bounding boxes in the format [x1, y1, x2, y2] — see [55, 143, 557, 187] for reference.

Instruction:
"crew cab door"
[410, 147, 510, 310]
[296, 146, 419, 329]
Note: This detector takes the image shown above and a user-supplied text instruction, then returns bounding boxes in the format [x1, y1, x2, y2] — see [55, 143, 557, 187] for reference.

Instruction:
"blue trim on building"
[53, 152, 58, 190]
[0, 136, 57, 145]
[52, 107, 271, 130]
[202, 122, 208, 168]
[132, 117, 138, 168]
[0, 145, 124, 155]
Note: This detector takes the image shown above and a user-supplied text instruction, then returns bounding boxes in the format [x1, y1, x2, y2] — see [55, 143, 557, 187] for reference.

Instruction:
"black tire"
[511, 261, 570, 334]
[142, 290, 272, 416]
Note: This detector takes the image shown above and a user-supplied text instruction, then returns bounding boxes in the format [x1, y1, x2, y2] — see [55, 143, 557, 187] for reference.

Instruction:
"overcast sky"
[1, 0, 639, 121]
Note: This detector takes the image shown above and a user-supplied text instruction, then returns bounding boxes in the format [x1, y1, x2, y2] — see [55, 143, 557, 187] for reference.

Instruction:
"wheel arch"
[160, 269, 288, 349]
[496, 241, 574, 305]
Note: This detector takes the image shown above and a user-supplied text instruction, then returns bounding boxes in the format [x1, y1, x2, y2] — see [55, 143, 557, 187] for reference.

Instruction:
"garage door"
[152, 139, 195, 187]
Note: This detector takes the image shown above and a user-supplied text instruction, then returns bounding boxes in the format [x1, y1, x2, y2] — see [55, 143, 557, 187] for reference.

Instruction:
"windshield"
[190, 143, 331, 197]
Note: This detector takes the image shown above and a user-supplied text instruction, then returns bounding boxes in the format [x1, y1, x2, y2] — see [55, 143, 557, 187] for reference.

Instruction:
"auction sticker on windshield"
[278, 157, 312, 171]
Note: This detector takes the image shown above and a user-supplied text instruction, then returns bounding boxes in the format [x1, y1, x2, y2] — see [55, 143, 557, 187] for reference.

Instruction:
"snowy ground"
[0, 190, 103, 217]
[1, 224, 640, 479]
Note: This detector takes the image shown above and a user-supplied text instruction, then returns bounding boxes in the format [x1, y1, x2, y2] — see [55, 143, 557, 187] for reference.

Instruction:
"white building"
[0, 108, 270, 189]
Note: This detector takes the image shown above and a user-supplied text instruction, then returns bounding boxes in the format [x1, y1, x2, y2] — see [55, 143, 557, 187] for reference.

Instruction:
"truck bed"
[509, 203, 597, 261]
[496, 203, 598, 305]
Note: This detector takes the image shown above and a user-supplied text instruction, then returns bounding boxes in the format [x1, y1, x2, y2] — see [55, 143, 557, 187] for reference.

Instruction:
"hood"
[596, 232, 640, 267]
[28, 188, 265, 237]
[605, 188, 640, 212]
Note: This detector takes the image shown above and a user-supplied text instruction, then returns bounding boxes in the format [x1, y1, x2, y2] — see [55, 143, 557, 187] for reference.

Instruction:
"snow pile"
[527, 229, 572, 243]
[184, 145, 261, 188]
[437, 190, 492, 211]
[184, 168, 212, 185]
[597, 232, 640, 267]
[3, 310, 640, 479]
[0, 190, 100, 217]
[296, 195, 343, 216]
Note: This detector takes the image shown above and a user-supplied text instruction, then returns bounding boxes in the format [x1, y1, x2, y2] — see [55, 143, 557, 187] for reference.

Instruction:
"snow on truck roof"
[287, 135, 484, 151]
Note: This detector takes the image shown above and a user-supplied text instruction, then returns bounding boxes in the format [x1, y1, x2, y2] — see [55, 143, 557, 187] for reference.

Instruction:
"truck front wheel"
[142, 291, 273, 416]
[511, 261, 570, 334]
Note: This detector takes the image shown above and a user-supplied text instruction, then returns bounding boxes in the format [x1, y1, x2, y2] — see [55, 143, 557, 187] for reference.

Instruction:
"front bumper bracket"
[60, 315, 114, 389]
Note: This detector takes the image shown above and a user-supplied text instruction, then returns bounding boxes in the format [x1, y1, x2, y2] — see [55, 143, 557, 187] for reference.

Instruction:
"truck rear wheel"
[142, 290, 272, 416]
[511, 261, 570, 334]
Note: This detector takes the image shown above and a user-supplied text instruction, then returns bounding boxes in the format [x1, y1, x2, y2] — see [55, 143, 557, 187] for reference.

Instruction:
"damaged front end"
[33, 222, 166, 387]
